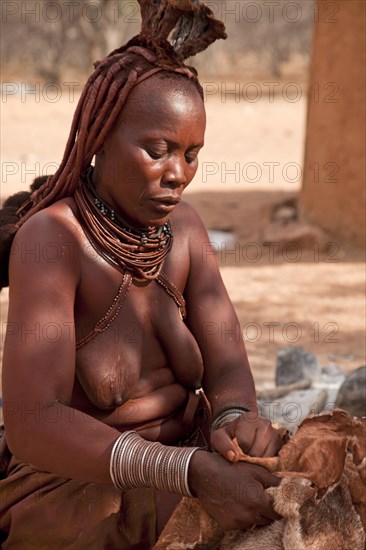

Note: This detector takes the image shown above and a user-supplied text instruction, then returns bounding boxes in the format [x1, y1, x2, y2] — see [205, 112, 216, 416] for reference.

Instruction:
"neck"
[87, 166, 160, 234]
[74, 172, 173, 282]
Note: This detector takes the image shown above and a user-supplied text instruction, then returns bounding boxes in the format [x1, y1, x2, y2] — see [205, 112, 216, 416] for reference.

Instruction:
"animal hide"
[154, 409, 366, 550]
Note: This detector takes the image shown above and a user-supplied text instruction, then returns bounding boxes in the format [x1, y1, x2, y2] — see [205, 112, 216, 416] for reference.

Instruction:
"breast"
[75, 280, 203, 411]
[152, 300, 204, 389]
[75, 328, 143, 409]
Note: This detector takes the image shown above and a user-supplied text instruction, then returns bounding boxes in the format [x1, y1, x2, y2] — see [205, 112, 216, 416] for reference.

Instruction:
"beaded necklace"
[74, 168, 173, 282]
[74, 168, 186, 350]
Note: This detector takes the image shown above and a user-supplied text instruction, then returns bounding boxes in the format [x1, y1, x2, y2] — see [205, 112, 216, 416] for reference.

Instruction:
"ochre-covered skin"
[2, 76, 283, 532]
[72, 77, 208, 437]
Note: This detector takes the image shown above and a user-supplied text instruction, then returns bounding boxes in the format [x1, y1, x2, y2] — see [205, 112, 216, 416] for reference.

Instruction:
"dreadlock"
[0, 0, 226, 290]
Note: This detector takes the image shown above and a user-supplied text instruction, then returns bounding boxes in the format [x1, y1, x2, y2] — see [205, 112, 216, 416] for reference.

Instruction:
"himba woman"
[0, 0, 283, 547]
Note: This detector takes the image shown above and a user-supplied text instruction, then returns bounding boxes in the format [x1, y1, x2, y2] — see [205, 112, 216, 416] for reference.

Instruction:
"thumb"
[211, 428, 242, 463]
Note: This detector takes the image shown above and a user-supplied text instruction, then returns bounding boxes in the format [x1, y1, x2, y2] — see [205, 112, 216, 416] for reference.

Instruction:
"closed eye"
[185, 146, 202, 164]
[185, 154, 198, 164]
[146, 147, 167, 160]
[145, 143, 203, 163]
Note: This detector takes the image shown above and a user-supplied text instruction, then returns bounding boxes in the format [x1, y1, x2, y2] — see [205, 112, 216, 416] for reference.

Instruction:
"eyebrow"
[188, 142, 205, 149]
[142, 136, 204, 149]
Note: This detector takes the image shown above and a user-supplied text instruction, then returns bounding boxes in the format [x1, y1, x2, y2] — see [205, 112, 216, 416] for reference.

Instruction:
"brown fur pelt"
[154, 409, 366, 550]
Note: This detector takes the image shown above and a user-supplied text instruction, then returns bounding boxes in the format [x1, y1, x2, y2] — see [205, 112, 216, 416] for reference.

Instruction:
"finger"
[258, 490, 282, 522]
[246, 434, 270, 458]
[236, 421, 257, 454]
[244, 421, 278, 457]
[240, 480, 281, 524]
[251, 515, 274, 527]
[254, 513, 280, 527]
[262, 433, 284, 457]
[211, 429, 241, 463]
[249, 466, 282, 489]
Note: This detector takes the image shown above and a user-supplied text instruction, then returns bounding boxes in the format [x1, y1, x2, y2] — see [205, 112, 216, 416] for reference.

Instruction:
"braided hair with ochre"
[0, 0, 226, 289]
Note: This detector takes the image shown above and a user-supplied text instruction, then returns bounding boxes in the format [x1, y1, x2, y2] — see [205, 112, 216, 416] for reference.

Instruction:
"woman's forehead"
[125, 73, 204, 111]
[115, 75, 206, 134]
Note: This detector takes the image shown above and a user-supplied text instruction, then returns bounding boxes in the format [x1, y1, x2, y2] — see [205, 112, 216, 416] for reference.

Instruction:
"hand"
[211, 412, 285, 463]
[188, 450, 281, 530]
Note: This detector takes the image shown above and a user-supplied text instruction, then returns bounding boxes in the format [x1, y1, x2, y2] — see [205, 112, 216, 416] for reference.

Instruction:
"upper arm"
[183, 204, 242, 348]
[182, 204, 254, 409]
[2, 209, 81, 424]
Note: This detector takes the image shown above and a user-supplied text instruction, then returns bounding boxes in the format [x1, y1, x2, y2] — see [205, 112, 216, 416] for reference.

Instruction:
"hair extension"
[0, 0, 226, 290]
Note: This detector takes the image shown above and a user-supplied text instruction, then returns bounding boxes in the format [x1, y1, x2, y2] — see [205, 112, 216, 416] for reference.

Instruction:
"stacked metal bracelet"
[211, 407, 249, 431]
[110, 431, 200, 497]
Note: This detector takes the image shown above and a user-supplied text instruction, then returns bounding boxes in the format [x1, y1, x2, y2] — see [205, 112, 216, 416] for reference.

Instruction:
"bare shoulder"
[171, 199, 210, 241]
[172, 199, 205, 225]
[13, 198, 81, 246]
[176, 201, 227, 303]
[10, 198, 82, 285]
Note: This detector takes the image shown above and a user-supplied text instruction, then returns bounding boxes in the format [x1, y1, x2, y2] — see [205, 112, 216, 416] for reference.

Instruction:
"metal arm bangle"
[211, 406, 249, 432]
[110, 431, 200, 497]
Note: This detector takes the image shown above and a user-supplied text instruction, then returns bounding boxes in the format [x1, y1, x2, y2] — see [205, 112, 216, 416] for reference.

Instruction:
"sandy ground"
[1, 89, 365, 393]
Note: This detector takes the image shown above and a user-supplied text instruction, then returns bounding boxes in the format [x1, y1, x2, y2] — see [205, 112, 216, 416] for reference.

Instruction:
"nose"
[162, 154, 187, 188]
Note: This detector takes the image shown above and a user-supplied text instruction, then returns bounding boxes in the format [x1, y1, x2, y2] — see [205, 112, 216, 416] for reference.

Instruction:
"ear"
[270, 476, 316, 518]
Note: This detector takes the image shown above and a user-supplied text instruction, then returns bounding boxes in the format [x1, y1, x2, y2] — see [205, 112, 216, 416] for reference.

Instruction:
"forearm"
[5, 401, 201, 496]
[4, 400, 120, 484]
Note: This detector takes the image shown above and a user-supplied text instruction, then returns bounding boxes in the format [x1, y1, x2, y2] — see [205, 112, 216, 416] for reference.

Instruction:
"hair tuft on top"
[138, 0, 226, 65]
[0, 0, 226, 290]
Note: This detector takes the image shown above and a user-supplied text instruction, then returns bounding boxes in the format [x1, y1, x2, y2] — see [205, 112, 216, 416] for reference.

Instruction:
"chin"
[139, 210, 173, 229]
[146, 217, 171, 229]
[132, 202, 178, 228]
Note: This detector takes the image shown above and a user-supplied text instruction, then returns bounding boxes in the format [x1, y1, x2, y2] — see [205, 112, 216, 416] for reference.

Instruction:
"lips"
[151, 196, 181, 205]
[149, 196, 181, 213]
